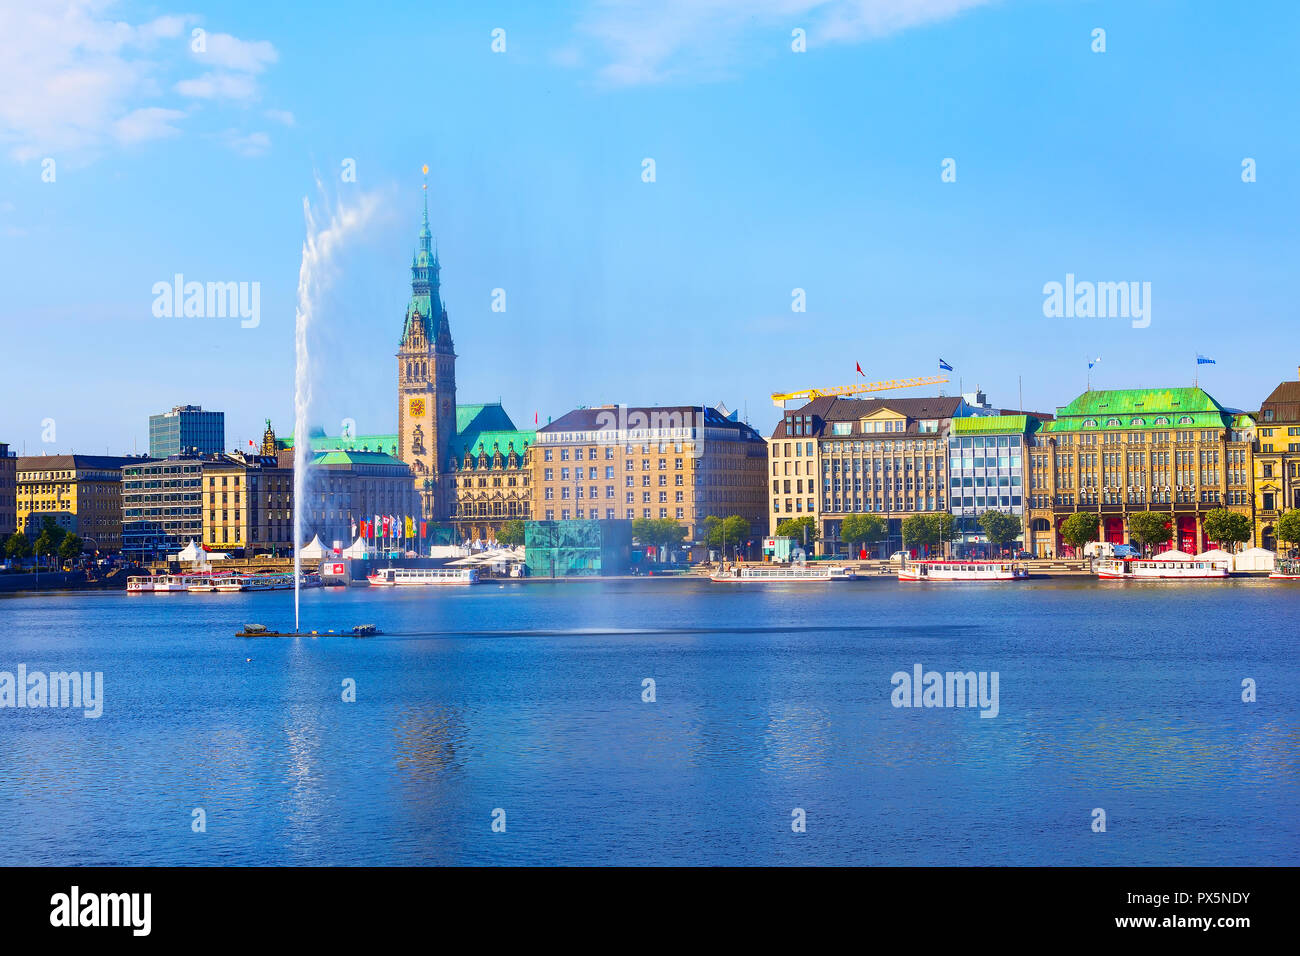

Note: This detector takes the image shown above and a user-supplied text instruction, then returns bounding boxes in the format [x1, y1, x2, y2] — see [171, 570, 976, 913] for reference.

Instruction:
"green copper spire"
[400, 175, 452, 353]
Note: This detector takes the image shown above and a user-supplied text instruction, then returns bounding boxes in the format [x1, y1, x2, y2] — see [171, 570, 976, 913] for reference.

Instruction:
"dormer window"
[1082, 419, 1098, 427]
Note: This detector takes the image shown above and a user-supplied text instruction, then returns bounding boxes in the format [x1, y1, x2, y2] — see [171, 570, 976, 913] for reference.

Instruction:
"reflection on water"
[0, 580, 1296, 865]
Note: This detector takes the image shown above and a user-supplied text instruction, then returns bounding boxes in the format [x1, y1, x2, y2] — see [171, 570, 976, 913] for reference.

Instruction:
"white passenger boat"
[1096, 558, 1228, 580]
[898, 560, 1028, 582]
[367, 567, 479, 586]
[709, 564, 856, 582]
[1269, 558, 1300, 580]
[126, 575, 154, 593]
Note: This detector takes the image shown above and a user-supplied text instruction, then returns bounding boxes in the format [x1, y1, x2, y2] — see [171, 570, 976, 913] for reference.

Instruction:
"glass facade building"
[948, 415, 1039, 556]
[149, 405, 225, 458]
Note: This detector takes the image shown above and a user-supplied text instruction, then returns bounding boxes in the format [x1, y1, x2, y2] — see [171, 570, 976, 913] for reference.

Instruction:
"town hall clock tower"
[397, 183, 457, 520]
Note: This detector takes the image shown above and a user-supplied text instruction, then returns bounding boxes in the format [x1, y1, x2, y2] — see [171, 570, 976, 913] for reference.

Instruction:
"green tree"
[1275, 510, 1300, 550]
[496, 519, 526, 548]
[978, 511, 1023, 552]
[902, 513, 954, 555]
[1059, 512, 1100, 557]
[1200, 508, 1251, 552]
[58, 534, 84, 565]
[1127, 511, 1173, 554]
[703, 515, 750, 551]
[775, 516, 819, 546]
[840, 514, 887, 556]
[633, 518, 686, 554]
[33, 519, 67, 568]
[4, 532, 31, 562]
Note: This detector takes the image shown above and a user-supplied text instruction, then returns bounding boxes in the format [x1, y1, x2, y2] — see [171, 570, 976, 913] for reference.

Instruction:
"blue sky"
[2, 0, 1297, 455]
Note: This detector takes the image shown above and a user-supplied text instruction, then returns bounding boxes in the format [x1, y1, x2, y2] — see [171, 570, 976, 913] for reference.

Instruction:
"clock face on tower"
[409, 398, 426, 418]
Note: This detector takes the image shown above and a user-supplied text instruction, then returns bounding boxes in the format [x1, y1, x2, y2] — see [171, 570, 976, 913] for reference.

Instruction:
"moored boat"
[1268, 557, 1300, 580]
[366, 567, 479, 586]
[709, 564, 856, 582]
[898, 560, 1028, 582]
[1096, 558, 1228, 580]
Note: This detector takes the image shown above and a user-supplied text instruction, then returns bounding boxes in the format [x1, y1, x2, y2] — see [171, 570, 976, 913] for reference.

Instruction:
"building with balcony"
[16, 453, 144, 553]
[534, 404, 767, 548]
[769, 394, 989, 556]
[1251, 370, 1300, 551]
[1025, 388, 1255, 556]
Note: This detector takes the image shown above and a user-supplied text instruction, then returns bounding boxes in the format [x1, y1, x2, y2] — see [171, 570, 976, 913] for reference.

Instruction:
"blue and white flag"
[938, 358, 953, 372]
[1197, 354, 1216, 365]
[1088, 356, 1101, 369]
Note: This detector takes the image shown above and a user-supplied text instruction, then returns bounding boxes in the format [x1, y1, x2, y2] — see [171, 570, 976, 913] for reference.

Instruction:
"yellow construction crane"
[771, 375, 949, 408]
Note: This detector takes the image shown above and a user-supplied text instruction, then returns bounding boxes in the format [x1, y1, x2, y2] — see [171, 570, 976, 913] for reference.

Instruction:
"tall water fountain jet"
[292, 187, 380, 631]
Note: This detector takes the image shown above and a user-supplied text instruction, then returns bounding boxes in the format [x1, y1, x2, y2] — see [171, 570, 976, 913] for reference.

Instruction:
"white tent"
[170, 539, 228, 562]
[174, 539, 204, 562]
[1195, 548, 1235, 571]
[1235, 547, 1276, 572]
[340, 537, 370, 559]
[299, 535, 327, 560]
[1152, 549, 1195, 561]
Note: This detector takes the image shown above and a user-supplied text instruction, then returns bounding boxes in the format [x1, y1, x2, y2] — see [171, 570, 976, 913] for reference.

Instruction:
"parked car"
[1015, 550, 1033, 560]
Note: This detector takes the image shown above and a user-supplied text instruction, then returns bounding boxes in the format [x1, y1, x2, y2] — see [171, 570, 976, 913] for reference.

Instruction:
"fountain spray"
[293, 186, 380, 631]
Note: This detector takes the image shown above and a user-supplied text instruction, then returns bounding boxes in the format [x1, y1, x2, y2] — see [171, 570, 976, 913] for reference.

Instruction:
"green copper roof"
[456, 403, 533, 461]
[951, 415, 1038, 436]
[1047, 388, 1233, 431]
[311, 450, 407, 467]
[462, 429, 535, 456]
[282, 433, 400, 456]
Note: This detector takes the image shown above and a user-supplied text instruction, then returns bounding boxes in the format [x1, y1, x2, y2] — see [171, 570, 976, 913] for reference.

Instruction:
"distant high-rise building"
[0, 442, 16, 538]
[149, 405, 224, 458]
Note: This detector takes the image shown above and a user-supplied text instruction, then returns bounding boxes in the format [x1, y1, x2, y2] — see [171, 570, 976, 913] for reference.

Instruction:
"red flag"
[534, 410, 538, 424]
[855, 362, 864, 376]
[248, 439, 254, 446]
[420, 520, 427, 538]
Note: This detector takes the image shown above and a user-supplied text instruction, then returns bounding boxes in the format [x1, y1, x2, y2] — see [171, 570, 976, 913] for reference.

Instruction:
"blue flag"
[938, 358, 953, 372]
[1197, 354, 1215, 365]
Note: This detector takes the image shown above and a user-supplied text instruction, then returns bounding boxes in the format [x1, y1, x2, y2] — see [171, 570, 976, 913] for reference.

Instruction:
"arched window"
[1178, 416, 1193, 425]
[1083, 419, 1098, 428]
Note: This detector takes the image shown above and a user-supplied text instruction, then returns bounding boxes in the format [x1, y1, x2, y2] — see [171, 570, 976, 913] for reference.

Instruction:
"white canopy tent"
[298, 535, 327, 560]
[1152, 549, 1195, 561]
[449, 546, 525, 569]
[1235, 547, 1276, 571]
[340, 537, 370, 559]
[1194, 548, 1235, 570]
[170, 539, 227, 563]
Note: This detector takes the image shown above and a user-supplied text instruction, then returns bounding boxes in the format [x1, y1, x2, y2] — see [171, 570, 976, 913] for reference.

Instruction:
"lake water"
[1, 578, 1296, 865]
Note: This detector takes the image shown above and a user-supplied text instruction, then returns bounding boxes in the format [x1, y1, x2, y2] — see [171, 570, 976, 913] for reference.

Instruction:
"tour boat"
[1095, 558, 1228, 580]
[708, 564, 857, 582]
[366, 567, 479, 586]
[897, 560, 1028, 582]
[1267, 558, 1300, 580]
[126, 575, 154, 593]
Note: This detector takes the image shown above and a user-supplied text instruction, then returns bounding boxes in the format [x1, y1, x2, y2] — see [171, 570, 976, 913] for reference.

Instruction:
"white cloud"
[195, 32, 278, 73]
[218, 129, 271, 157]
[113, 106, 187, 144]
[571, 0, 997, 85]
[0, 2, 281, 162]
[176, 71, 259, 100]
[265, 108, 295, 126]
